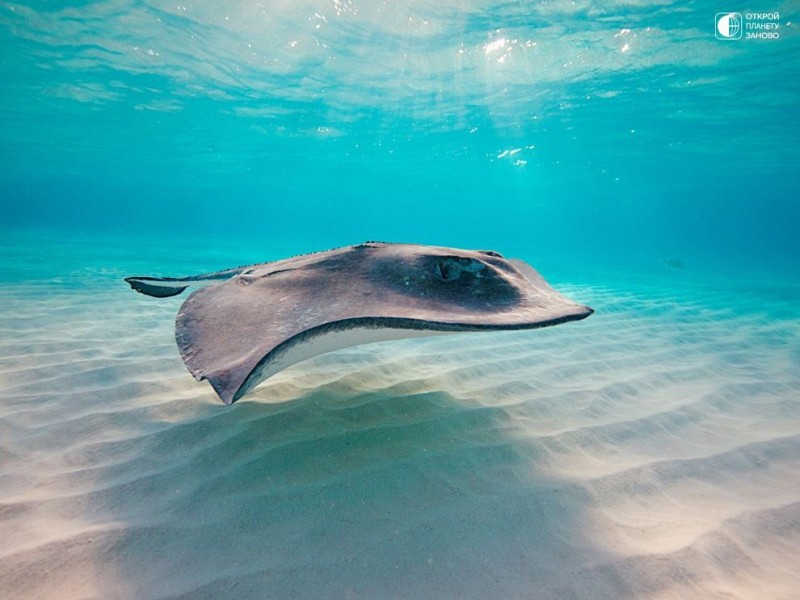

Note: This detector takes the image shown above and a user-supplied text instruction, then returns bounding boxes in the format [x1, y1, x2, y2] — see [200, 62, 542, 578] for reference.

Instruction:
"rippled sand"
[1, 265, 799, 599]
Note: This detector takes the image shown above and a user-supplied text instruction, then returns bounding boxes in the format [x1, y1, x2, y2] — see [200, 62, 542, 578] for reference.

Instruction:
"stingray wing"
[175, 245, 592, 404]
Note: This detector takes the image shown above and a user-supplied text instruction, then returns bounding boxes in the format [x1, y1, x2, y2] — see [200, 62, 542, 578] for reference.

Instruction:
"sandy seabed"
[1, 260, 799, 599]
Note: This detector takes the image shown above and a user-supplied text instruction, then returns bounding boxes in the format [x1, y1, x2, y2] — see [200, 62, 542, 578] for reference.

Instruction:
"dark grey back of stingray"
[176, 242, 593, 403]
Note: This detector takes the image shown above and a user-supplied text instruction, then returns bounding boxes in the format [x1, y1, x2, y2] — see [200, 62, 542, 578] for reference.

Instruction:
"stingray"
[125, 242, 593, 404]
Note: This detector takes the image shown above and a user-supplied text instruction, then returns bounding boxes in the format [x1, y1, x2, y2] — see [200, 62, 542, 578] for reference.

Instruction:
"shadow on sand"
[79, 375, 633, 600]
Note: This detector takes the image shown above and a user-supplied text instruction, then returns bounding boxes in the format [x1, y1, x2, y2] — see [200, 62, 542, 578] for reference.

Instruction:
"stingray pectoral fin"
[508, 259, 594, 317]
[508, 259, 550, 287]
[184, 321, 454, 405]
[125, 277, 189, 298]
[203, 366, 249, 406]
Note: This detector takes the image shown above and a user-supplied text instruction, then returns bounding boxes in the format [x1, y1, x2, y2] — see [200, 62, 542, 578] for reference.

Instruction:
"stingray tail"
[125, 276, 190, 298]
[125, 265, 255, 298]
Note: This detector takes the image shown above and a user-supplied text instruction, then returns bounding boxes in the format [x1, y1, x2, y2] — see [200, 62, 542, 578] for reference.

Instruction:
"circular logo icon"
[716, 13, 743, 39]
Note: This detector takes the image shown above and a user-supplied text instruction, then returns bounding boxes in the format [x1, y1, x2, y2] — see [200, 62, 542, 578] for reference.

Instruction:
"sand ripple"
[1, 272, 799, 599]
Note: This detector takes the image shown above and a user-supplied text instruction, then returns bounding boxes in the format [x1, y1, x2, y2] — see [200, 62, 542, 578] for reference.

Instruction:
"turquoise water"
[2, 1, 798, 273]
[2, 3, 800, 599]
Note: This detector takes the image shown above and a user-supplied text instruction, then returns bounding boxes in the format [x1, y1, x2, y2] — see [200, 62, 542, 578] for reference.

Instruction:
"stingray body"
[126, 242, 593, 404]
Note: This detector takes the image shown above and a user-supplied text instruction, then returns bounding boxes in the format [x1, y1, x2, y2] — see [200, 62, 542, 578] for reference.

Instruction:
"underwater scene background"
[1, 1, 799, 599]
[2, 0, 798, 270]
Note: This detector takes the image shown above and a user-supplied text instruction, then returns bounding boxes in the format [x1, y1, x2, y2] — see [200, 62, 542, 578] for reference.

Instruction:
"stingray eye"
[434, 259, 460, 280]
[432, 256, 485, 280]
